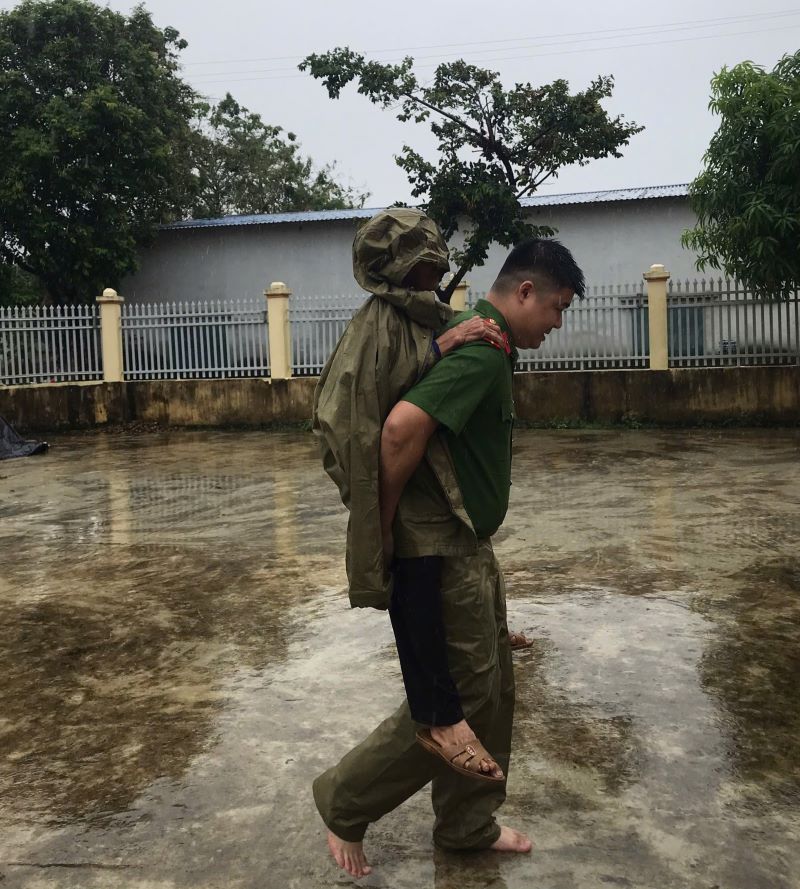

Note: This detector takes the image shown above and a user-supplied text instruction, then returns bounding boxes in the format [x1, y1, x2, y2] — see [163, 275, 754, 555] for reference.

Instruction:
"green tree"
[300, 49, 642, 300]
[190, 94, 367, 218]
[0, 264, 44, 308]
[682, 52, 800, 297]
[0, 0, 196, 305]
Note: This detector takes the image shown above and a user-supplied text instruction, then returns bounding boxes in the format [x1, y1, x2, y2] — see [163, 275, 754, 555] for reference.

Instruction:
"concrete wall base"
[1, 367, 798, 434]
[0, 377, 316, 433]
[513, 366, 800, 427]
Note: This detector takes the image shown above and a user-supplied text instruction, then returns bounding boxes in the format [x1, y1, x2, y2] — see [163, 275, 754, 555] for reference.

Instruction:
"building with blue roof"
[123, 185, 700, 304]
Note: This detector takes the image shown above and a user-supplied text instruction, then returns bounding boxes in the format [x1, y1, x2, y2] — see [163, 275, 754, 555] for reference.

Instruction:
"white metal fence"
[468, 280, 799, 370]
[0, 304, 102, 385]
[667, 278, 800, 367]
[469, 284, 650, 369]
[121, 300, 270, 380]
[2, 281, 798, 386]
[290, 294, 365, 375]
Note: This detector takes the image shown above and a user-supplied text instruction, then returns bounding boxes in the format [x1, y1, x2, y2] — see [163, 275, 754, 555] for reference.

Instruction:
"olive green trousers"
[313, 540, 515, 851]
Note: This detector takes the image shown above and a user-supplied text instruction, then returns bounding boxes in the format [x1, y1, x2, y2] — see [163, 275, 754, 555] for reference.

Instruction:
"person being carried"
[314, 233, 585, 878]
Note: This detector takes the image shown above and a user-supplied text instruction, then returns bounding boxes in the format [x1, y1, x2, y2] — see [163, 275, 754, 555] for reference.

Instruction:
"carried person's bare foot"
[326, 831, 372, 878]
[417, 719, 504, 781]
[490, 825, 533, 853]
[509, 630, 533, 650]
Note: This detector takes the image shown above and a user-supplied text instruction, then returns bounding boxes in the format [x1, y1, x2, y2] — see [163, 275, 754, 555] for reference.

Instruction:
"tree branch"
[530, 169, 556, 190]
[441, 261, 470, 304]
[398, 89, 486, 144]
[497, 147, 517, 190]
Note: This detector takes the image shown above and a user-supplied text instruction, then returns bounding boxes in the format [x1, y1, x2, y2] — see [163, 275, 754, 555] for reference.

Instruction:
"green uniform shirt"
[402, 299, 517, 539]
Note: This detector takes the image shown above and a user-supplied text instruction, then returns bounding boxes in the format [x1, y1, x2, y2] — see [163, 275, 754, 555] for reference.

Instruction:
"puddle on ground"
[0, 428, 798, 889]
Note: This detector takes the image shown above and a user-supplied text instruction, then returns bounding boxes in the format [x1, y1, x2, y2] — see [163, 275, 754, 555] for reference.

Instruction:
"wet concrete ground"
[1, 427, 799, 889]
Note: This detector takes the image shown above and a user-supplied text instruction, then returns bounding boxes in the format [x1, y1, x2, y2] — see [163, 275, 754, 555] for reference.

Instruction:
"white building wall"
[460, 198, 700, 295]
[122, 219, 360, 304]
[122, 197, 701, 304]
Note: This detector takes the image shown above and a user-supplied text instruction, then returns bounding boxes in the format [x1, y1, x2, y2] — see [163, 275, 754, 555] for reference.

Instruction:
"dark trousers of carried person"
[389, 555, 464, 727]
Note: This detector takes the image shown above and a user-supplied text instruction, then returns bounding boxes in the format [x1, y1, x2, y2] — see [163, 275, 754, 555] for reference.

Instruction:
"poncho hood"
[353, 208, 451, 329]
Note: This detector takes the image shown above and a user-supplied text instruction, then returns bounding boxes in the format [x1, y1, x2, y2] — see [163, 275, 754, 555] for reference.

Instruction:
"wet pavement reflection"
[0, 428, 798, 888]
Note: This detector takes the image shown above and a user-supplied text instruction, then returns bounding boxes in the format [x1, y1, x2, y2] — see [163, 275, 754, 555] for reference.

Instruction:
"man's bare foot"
[430, 720, 503, 779]
[490, 825, 533, 853]
[326, 831, 372, 878]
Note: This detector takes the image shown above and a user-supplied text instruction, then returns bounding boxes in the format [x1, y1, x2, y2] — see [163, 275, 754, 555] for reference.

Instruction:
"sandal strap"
[448, 739, 493, 773]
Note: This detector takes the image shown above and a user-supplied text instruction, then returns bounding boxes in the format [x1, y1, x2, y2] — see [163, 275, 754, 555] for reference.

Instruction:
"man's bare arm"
[379, 401, 439, 558]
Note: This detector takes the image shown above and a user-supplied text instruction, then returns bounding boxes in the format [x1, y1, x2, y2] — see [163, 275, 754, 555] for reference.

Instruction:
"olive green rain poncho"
[313, 208, 479, 610]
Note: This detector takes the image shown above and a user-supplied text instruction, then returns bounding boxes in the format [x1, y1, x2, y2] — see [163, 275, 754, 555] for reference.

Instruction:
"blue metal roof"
[163, 184, 689, 230]
[521, 183, 689, 207]
[164, 206, 376, 230]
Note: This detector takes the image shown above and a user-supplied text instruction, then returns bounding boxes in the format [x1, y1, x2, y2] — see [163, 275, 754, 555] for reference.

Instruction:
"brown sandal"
[509, 631, 533, 651]
[416, 728, 505, 783]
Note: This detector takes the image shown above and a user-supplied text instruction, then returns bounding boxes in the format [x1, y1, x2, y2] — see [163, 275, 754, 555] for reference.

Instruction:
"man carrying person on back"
[314, 209, 532, 794]
[314, 231, 585, 878]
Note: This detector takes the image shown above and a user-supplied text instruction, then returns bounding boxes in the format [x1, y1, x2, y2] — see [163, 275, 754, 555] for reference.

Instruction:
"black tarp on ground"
[0, 415, 48, 460]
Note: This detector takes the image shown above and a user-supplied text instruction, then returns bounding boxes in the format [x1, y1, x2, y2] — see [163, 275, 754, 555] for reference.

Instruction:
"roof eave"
[161, 184, 691, 231]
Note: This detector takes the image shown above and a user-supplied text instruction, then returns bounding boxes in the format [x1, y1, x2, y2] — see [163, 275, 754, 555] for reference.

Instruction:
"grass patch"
[514, 413, 798, 430]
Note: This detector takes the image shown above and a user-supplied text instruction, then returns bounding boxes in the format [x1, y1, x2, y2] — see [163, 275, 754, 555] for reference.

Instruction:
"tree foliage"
[301, 48, 642, 299]
[0, 0, 197, 305]
[0, 264, 44, 308]
[189, 94, 367, 219]
[682, 52, 800, 297]
[0, 2, 366, 306]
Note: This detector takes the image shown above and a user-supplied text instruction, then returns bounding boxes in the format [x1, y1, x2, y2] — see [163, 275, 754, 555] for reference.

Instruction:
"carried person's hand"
[435, 316, 505, 356]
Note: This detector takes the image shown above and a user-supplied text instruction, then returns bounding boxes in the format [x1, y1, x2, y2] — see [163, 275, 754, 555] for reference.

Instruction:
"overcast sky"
[4, 0, 799, 206]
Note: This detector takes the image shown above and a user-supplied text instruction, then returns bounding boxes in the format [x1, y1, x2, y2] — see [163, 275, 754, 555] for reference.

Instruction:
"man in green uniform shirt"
[315, 238, 585, 878]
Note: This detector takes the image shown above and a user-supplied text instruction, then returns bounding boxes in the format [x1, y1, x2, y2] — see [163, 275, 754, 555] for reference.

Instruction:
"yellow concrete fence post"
[643, 264, 671, 371]
[265, 281, 293, 379]
[96, 287, 124, 383]
[450, 280, 469, 312]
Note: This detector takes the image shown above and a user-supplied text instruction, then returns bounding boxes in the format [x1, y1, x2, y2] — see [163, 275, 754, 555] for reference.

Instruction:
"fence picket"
[0, 303, 102, 385]
[4, 282, 798, 387]
[120, 297, 270, 380]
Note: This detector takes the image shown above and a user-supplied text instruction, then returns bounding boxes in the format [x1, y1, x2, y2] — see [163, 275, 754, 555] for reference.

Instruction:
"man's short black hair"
[492, 238, 585, 298]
